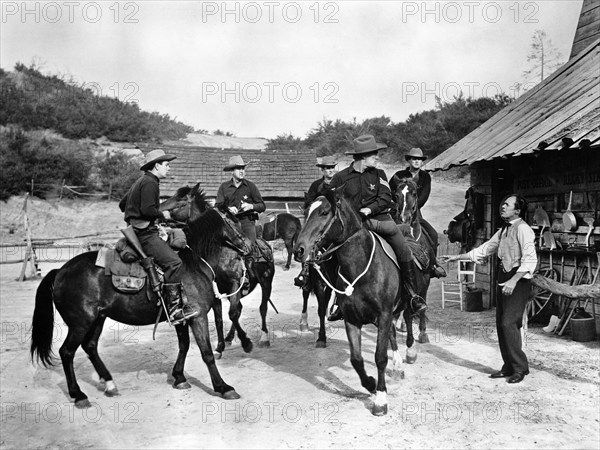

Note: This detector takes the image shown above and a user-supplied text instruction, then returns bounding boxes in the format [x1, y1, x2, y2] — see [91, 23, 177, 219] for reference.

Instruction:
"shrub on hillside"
[0, 127, 93, 200]
[96, 151, 141, 199]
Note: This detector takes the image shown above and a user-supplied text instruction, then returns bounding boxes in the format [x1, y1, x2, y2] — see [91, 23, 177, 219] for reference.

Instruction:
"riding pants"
[238, 217, 257, 246]
[366, 216, 412, 263]
[135, 225, 183, 283]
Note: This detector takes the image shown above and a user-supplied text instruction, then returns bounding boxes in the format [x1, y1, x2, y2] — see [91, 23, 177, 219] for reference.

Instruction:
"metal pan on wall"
[563, 191, 577, 231]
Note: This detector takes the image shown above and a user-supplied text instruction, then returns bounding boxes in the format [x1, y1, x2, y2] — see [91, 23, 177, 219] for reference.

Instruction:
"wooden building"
[428, 0, 600, 310]
[138, 134, 321, 212]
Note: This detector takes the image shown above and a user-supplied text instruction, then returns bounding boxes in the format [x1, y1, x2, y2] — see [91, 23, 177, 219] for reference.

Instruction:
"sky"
[1, 0, 584, 139]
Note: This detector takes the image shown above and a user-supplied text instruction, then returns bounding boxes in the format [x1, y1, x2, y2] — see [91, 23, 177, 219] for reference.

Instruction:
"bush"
[96, 151, 141, 199]
[0, 127, 94, 200]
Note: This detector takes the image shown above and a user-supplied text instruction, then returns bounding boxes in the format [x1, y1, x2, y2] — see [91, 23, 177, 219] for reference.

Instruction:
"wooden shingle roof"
[427, 39, 600, 171]
[138, 142, 321, 198]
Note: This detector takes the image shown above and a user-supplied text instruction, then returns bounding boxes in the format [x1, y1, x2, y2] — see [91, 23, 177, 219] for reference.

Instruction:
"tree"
[522, 30, 565, 84]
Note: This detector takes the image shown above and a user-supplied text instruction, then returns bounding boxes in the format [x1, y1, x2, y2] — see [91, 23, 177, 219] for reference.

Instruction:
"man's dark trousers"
[496, 267, 530, 374]
[135, 225, 183, 283]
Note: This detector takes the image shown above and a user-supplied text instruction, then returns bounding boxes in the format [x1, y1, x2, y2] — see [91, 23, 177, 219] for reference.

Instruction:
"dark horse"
[162, 184, 276, 352]
[261, 212, 302, 270]
[293, 188, 417, 416]
[30, 192, 250, 408]
[391, 176, 433, 344]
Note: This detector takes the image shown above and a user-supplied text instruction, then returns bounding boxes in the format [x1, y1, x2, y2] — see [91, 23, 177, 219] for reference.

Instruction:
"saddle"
[95, 229, 187, 295]
[372, 232, 429, 271]
[249, 238, 274, 264]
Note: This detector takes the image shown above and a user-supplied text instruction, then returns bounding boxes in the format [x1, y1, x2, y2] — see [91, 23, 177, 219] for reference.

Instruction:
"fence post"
[18, 194, 40, 281]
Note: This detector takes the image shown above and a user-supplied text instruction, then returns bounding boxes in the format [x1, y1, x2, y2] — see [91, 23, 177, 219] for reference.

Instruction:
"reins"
[312, 230, 377, 296]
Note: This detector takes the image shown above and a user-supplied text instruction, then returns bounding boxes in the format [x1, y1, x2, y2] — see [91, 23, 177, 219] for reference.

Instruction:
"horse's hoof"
[222, 390, 241, 400]
[406, 347, 418, 364]
[299, 323, 309, 332]
[214, 351, 223, 360]
[257, 340, 270, 348]
[104, 388, 119, 397]
[75, 398, 92, 409]
[242, 341, 253, 353]
[315, 340, 327, 348]
[419, 334, 430, 344]
[372, 404, 388, 416]
[174, 381, 191, 390]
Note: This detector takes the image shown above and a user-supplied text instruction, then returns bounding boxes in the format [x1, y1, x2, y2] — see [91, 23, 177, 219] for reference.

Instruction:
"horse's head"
[160, 186, 193, 223]
[392, 176, 419, 225]
[293, 185, 361, 263]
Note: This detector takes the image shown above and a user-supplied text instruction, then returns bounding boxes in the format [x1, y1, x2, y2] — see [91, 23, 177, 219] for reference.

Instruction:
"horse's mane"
[175, 186, 192, 198]
[183, 187, 225, 263]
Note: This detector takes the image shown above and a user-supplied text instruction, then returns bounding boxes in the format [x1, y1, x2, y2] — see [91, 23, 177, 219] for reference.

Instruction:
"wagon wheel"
[525, 267, 560, 321]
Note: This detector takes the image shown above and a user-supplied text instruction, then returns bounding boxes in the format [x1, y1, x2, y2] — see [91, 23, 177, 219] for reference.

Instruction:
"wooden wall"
[469, 148, 600, 307]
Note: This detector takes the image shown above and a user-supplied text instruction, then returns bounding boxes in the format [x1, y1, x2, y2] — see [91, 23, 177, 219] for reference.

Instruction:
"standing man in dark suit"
[391, 147, 446, 278]
[119, 149, 199, 325]
[326, 134, 427, 321]
[441, 194, 537, 384]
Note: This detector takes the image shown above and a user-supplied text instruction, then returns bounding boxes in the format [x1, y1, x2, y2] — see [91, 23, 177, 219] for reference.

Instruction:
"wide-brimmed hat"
[316, 156, 337, 168]
[345, 134, 387, 155]
[223, 155, 247, 172]
[405, 147, 427, 160]
[140, 149, 176, 171]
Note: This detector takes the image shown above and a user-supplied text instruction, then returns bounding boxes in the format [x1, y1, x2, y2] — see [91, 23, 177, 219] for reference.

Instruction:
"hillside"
[0, 63, 193, 142]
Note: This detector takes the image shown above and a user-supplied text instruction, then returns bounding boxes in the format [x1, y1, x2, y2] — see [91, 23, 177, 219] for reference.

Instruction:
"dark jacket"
[304, 177, 332, 209]
[215, 178, 266, 220]
[329, 164, 392, 220]
[119, 172, 163, 228]
[390, 167, 431, 209]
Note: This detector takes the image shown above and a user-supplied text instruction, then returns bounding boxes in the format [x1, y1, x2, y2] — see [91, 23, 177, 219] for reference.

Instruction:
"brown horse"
[30, 192, 250, 408]
[161, 184, 276, 352]
[391, 176, 433, 344]
[293, 187, 416, 416]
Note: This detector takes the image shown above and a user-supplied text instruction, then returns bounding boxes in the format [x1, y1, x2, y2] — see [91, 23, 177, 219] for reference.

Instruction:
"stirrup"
[432, 265, 447, 278]
[327, 305, 343, 322]
[410, 295, 427, 315]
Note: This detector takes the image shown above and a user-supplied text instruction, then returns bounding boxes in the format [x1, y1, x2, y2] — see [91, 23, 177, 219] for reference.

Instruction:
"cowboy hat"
[140, 149, 176, 171]
[316, 155, 337, 168]
[223, 155, 247, 172]
[345, 134, 387, 155]
[405, 147, 427, 160]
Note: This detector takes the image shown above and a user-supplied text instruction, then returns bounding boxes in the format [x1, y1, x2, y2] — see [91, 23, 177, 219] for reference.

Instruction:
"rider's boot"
[327, 298, 344, 322]
[242, 257, 253, 295]
[294, 264, 310, 289]
[430, 258, 447, 278]
[399, 261, 428, 316]
[163, 283, 199, 326]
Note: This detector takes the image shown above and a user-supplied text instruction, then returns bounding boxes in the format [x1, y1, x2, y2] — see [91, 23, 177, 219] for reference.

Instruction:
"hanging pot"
[562, 191, 577, 231]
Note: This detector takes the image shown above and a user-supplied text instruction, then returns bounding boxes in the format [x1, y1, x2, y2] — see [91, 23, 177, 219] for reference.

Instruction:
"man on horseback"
[391, 147, 446, 278]
[215, 155, 266, 273]
[327, 135, 427, 321]
[294, 155, 338, 288]
[119, 149, 199, 325]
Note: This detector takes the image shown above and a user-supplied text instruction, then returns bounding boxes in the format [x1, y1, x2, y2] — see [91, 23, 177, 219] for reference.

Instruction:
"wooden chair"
[441, 260, 477, 311]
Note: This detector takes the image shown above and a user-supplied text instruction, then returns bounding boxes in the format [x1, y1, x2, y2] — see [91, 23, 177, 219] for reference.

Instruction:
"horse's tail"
[30, 269, 58, 367]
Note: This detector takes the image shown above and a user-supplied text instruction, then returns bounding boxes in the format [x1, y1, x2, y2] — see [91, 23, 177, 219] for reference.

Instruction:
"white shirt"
[467, 218, 538, 278]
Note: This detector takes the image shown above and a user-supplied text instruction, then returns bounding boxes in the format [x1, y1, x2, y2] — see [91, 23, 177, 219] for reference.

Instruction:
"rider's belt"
[238, 212, 259, 222]
[129, 218, 152, 230]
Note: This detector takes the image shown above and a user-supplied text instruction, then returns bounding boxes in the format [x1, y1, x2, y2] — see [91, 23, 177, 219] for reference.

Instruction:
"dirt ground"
[1, 181, 599, 449]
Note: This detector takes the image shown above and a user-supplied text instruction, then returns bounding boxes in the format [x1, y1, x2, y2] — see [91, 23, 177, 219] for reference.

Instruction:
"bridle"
[305, 197, 377, 296]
